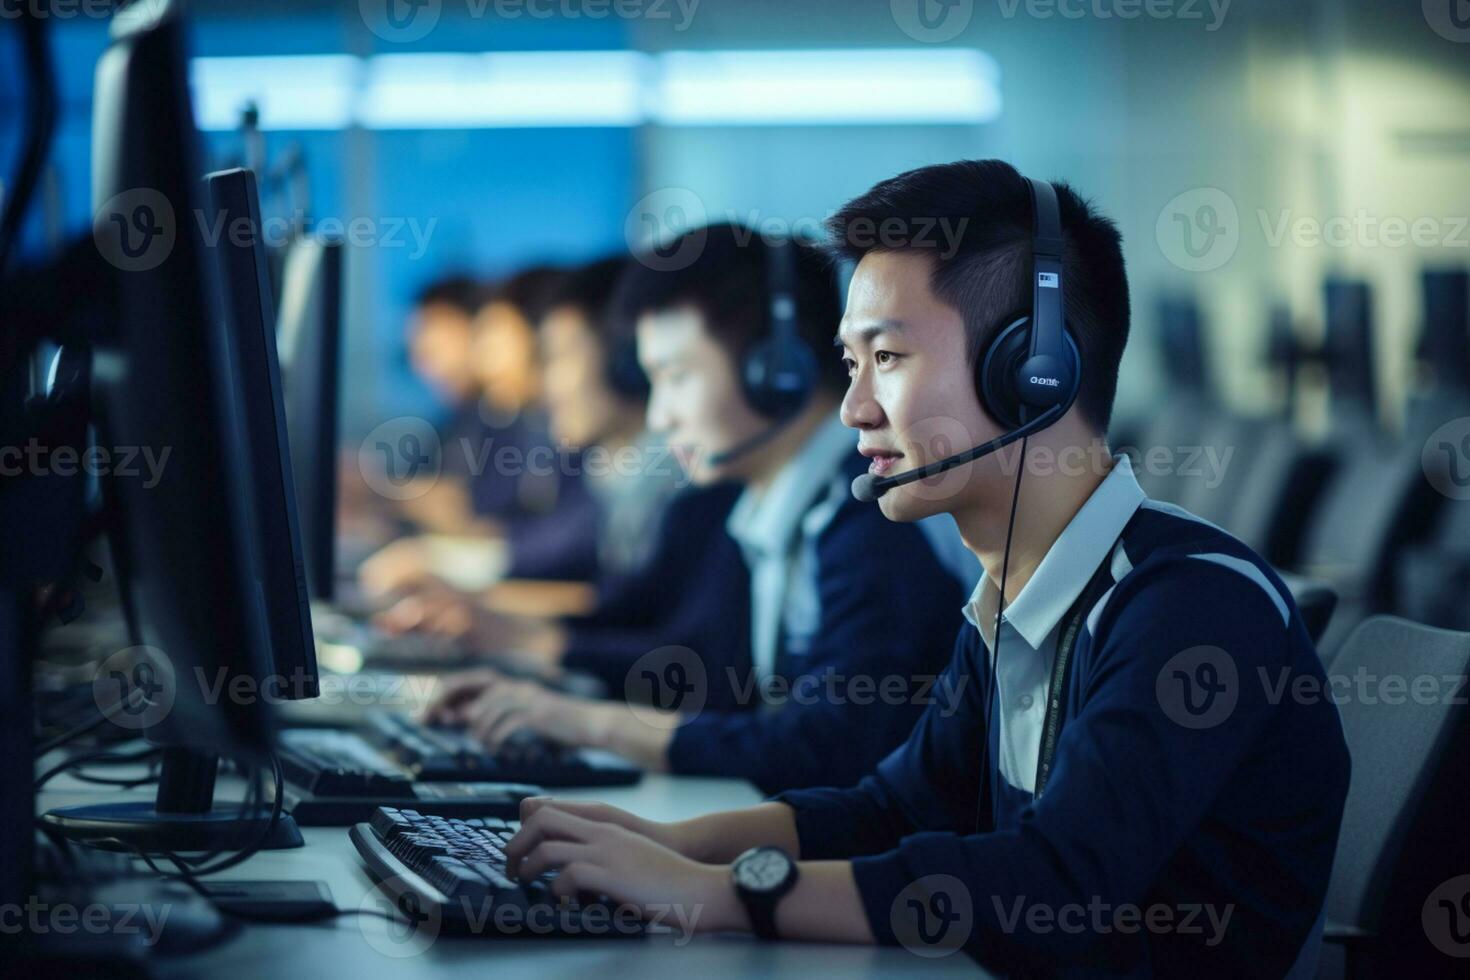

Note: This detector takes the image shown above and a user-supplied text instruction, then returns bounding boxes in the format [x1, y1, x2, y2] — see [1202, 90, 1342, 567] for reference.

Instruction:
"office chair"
[1318, 616, 1470, 979]
[1170, 412, 1268, 531]
[1217, 421, 1339, 567]
[1293, 438, 1447, 661]
[1275, 571, 1337, 647]
[1397, 497, 1470, 632]
[1126, 392, 1216, 504]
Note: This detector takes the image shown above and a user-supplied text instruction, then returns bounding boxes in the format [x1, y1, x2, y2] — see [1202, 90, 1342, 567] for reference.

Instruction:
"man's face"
[839, 250, 1004, 522]
[637, 305, 768, 485]
[472, 300, 539, 412]
[539, 304, 620, 449]
[408, 302, 476, 403]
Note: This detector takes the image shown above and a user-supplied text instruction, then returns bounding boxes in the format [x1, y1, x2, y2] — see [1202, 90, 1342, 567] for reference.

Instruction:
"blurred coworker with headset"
[381, 256, 753, 698]
[424, 225, 976, 793]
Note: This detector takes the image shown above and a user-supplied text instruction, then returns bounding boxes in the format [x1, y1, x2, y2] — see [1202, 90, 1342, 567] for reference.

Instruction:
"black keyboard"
[280, 728, 419, 797]
[278, 729, 539, 825]
[312, 608, 472, 670]
[349, 807, 644, 938]
[366, 713, 642, 788]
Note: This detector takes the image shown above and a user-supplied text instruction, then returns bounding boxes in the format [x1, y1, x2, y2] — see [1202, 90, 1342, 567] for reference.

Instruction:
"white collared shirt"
[725, 413, 858, 684]
[963, 454, 1147, 793]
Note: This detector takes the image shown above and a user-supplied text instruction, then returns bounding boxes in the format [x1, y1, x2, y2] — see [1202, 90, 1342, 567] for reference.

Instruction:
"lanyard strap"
[1033, 555, 1118, 797]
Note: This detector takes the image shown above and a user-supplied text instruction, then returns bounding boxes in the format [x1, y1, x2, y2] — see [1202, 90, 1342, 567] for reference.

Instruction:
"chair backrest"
[1297, 441, 1444, 611]
[1222, 423, 1336, 566]
[1174, 414, 1266, 531]
[1325, 616, 1470, 966]
[1397, 498, 1470, 630]
[1275, 571, 1336, 646]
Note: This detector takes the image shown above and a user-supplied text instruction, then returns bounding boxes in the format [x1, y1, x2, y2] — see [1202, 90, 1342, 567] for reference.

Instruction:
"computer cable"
[33, 683, 149, 757]
[33, 743, 161, 791]
[68, 750, 164, 788]
[975, 435, 1028, 834]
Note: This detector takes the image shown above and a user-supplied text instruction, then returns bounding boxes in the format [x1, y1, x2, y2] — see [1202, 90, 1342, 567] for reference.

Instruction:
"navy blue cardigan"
[561, 483, 751, 705]
[663, 454, 966, 793]
[776, 502, 1351, 976]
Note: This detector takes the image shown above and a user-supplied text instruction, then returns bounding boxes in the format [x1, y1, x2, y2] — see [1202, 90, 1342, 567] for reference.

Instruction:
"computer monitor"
[1323, 278, 1377, 419]
[40, 1, 306, 851]
[1157, 294, 1207, 396]
[275, 235, 342, 601]
[204, 166, 320, 698]
[1420, 269, 1470, 389]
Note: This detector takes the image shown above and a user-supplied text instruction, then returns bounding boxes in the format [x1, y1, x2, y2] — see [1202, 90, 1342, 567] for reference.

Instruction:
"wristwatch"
[730, 846, 800, 940]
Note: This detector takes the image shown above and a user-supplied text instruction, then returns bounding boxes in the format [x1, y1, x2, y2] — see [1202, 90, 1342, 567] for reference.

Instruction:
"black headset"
[850, 176, 1083, 503]
[738, 235, 819, 419]
[604, 333, 651, 400]
[977, 176, 1082, 430]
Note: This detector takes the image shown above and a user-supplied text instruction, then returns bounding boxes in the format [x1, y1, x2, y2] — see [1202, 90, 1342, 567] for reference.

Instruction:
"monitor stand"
[39, 747, 303, 852]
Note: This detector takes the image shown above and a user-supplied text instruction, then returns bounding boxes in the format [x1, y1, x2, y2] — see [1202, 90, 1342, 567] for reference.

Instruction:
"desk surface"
[37, 762, 983, 978]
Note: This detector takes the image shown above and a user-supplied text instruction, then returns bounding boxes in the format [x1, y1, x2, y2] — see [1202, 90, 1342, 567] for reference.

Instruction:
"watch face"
[735, 848, 791, 892]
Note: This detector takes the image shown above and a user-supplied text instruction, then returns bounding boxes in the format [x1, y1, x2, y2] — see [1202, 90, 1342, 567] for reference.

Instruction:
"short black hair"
[612, 223, 847, 394]
[542, 255, 630, 338]
[412, 274, 490, 318]
[825, 159, 1130, 434]
[490, 265, 567, 326]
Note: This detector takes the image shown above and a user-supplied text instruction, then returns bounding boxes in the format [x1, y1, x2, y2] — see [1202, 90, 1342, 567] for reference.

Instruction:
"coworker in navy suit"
[424, 225, 972, 794]
[498, 162, 1350, 977]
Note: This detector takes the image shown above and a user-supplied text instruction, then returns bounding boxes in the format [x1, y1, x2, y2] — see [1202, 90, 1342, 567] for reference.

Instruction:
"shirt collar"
[726, 412, 857, 560]
[964, 454, 1145, 651]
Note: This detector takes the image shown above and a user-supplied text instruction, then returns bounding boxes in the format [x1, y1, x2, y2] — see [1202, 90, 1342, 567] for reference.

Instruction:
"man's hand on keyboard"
[378, 589, 568, 673]
[514, 797, 692, 857]
[358, 536, 441, 598]
[420, 667, 614, 751]
[375, 586, 477, 643]
[503, 800, 746, 933]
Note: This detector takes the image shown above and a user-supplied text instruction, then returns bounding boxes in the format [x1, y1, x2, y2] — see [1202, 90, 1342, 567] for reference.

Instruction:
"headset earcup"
[978, 317, 1082, 429]
[978, 317, 1033, 430]
[742, 336, 818, 419]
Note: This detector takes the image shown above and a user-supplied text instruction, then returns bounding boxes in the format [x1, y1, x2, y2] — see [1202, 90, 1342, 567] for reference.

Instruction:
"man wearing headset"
[498, 162, 1351, 975]
[422, 223, 974, 794]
